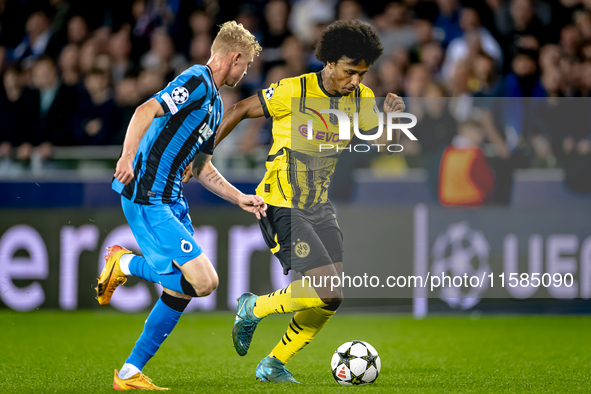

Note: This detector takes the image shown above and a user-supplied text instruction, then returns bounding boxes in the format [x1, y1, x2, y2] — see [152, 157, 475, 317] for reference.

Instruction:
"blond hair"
[211, 21, 262, 58]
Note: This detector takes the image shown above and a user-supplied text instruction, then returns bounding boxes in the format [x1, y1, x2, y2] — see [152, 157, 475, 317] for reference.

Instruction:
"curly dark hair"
[315, 20, 384, 66]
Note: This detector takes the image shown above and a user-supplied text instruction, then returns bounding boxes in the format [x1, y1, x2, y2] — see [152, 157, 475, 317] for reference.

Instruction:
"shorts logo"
[293, 239, 310, 258]
[172, 87, 189, 104]
[265, 86, 275, 100]
[181, 239, 193, 253]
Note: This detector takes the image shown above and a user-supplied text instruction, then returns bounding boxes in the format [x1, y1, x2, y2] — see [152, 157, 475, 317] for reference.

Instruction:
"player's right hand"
[182, 163, 193, 183]
[238, 194, 267, 220]
[115, 156, 134, 185]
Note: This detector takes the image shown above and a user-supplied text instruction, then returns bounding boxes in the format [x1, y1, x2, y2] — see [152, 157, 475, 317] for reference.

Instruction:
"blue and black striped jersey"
[112, 65, 222, 205]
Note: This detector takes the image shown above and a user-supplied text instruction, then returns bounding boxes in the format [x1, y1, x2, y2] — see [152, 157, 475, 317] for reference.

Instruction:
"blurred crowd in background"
[1, 0, 591, 202]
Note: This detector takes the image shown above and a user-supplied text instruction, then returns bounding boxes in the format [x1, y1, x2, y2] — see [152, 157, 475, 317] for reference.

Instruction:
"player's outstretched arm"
[188, 151, 267, 219]
[115, 98, 164, 185]
[214, 95, 264, 147]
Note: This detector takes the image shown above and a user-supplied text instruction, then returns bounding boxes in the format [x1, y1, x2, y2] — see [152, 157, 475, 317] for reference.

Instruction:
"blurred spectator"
[503, 48, 545, 97]
[405, 63, 431, 97]
[109, 29, 135, 84]
[75, 68, 117, 145]
[495, 0, 548, 69]
[337, 0, 366, 22]
[281, 36, 307, 75]
[438, 120, 495, 206]
[189, 8, 214, 38]
[562, 126, 591, 193]
[79, 37, 99, 75]
[412, 83, 457, 199]
[140, 27, 186, 81]
[375, 2, 419, 53]
[377, 59, 404, 97]
[261, 0, 292, 68]
[189, 34, 212, 66]
[18, 57, 79, 160]
[137, 68, 165, 101]
[290, 0, 335, 46]
[574, 9, 591, 40]
[183, 8, 215, 56]
[442, 7, 502, 82]
[409, 18, 436, 63]
[13, 10, 52, 65]
[470, 53, 500, 96]
[560, 24, 581, 57]
[0, 65, 39, 159]
[539, 44, 562, 72]
[58, 44, 80, 86]
[47, 15, 89, 58]
[133, 0, 175, 37]
[530, 66, 566, 166]
[433, 0, 462, 48]
[113, 72, 143, 145]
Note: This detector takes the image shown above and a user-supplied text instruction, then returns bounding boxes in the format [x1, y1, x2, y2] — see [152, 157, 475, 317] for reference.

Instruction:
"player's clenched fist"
[238, 194, 267, 219]
[383, 93, 405, 113]
[114, 156, 134, 185]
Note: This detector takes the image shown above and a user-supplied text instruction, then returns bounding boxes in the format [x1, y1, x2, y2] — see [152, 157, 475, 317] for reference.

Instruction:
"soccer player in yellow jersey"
[215, 20, 406, 383]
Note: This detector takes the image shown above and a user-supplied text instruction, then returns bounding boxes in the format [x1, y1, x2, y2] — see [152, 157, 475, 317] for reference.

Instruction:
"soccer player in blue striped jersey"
[96, 22, 265, 391]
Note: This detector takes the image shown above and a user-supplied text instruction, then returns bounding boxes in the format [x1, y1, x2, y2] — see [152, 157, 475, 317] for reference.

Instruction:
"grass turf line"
[0, 311, 590, 393]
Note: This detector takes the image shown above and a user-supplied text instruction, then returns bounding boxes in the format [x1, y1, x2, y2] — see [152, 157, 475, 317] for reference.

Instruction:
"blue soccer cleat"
[232, 292, 261, 356]
[255, 356, 300, 383]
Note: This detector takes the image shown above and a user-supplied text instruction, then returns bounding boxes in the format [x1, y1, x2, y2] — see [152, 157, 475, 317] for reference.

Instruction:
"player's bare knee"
[163, 287, 192, 300]
[321, 295, 343, 311]
[191, 274, 218, 297]
[320, 286, 343, 308]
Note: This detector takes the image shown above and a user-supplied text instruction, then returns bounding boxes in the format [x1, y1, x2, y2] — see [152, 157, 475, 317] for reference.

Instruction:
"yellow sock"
[270, 307, 336, 364]
[253, 279, 326, 318]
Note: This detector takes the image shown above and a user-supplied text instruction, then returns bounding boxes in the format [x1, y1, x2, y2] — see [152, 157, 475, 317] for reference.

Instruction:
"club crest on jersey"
[265, 86, 275, 100]
[172, 87, 189, 104]
[293, 239, 310, 258]
[180, 239, 193, 253]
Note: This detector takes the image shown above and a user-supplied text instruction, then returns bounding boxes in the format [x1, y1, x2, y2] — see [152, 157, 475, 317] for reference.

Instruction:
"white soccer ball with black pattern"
[171, 86, 189, 104]
[331, 340, 381, 385]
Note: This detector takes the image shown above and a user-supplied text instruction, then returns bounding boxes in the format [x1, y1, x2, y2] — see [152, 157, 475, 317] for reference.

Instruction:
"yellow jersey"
[256, 71, 380, 209]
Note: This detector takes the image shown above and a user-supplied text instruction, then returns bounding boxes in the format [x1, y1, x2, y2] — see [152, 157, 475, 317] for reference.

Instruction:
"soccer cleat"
[255, 356, 299, 383]
[113, 369, 169, 390]
[96, 245, 131, 306]
[232, 292, 262, 356]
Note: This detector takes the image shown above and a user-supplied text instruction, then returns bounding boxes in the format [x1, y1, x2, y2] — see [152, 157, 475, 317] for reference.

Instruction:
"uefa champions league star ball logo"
[171, 87, 189, 104]
[431, 222, 490, 310]
[265, 86, 275, 100]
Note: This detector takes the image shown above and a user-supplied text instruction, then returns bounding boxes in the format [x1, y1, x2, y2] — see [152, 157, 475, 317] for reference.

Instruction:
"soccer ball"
[331, 340, 381, 385]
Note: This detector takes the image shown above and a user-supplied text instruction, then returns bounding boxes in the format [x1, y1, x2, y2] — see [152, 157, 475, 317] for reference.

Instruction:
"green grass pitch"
[1, 311, 590, 393]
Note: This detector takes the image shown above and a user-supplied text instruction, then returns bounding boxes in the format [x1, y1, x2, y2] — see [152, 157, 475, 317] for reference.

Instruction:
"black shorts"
[258, 202, 344, 275]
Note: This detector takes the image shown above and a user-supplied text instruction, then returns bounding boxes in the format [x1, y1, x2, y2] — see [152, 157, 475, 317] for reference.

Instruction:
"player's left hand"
[182, 163, 193, 183]
[238, 194, 267, 219]
[383, 93, 405, 113]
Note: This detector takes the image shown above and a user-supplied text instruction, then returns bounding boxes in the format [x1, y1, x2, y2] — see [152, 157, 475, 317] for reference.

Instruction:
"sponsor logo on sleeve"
[161, 92, 179, 115]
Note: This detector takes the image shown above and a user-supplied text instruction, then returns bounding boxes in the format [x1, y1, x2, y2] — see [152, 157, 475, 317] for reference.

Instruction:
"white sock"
[119, 254, 134, 276]
[119, 363, 141, 379]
